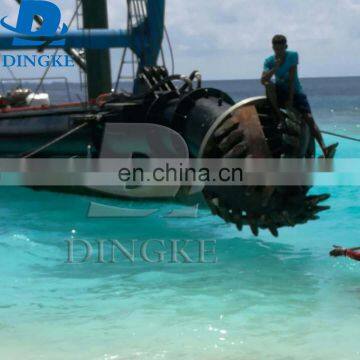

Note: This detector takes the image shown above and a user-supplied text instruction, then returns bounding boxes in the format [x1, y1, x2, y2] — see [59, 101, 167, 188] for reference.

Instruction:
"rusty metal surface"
[202, 98, 330, 237]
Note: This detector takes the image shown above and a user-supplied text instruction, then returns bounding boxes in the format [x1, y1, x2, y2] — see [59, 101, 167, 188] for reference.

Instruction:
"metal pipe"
[0, 30, 132, 50]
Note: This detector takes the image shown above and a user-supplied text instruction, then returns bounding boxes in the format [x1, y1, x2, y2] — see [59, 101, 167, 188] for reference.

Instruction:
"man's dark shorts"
[276, 86, 312, 115]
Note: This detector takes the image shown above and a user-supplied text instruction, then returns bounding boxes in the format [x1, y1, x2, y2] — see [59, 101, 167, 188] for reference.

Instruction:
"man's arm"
[261, 69, 277, 85]
[261, 58, 281, 85]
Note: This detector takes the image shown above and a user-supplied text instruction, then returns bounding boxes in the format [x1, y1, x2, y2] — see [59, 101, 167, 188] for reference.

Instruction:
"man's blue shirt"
[264, 50, 303, 94]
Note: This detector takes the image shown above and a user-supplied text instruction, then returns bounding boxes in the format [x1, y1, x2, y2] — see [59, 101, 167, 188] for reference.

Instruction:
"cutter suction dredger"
[100, 67, 330, 237]
[0, 0, 331, 236]
[0, 78, 331, 239]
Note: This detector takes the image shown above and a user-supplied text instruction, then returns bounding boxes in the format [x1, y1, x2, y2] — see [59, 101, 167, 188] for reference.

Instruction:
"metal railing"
[0, 77, 73, 102]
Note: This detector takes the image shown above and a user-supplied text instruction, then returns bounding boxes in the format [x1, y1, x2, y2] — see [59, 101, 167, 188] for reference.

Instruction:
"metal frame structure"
[0, 76, 72, 102]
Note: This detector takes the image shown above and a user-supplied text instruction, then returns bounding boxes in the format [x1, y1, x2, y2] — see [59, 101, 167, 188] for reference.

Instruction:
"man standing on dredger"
[261, 34, 338, 158]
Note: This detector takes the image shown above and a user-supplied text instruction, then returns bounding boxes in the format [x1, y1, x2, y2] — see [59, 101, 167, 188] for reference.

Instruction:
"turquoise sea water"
[0, 78, 359, 360]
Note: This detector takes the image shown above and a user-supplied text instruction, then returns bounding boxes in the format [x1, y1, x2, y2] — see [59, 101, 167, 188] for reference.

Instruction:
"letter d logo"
[0, 0, 68, 46]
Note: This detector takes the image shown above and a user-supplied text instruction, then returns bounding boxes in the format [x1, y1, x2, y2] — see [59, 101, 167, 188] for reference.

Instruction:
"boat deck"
[0, 102, 96, 120]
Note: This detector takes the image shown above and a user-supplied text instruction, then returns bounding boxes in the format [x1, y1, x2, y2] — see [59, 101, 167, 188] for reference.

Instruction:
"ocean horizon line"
[5, 75, 358, 85]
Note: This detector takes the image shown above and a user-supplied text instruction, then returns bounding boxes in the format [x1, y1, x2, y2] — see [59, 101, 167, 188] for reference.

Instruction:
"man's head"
[272, 34, 287, 56]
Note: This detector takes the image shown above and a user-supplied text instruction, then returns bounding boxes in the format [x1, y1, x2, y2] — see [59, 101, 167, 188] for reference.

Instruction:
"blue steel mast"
[82, 0, 112, 100]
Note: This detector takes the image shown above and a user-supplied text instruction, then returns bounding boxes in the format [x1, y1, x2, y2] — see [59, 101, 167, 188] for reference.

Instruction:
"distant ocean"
[0, 77, 359, 360]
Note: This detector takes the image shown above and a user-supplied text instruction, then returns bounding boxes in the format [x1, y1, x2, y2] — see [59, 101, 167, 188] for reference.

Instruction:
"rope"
[5, 66, 18, 83]
[114, 0, 175, 90]
[30, 0, 83, 105]
[23, 122, 89, 158]
[114, 0, 145, 92]
[114, 48, 128, 93]
[164, 26, 175, 75]
[29, 49, 59, 106]
[321, 130, 360, 143]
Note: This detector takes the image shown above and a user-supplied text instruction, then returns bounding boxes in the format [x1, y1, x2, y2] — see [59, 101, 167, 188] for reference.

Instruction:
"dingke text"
[0, 54, 75, 68]
[66, 239, 218, 264]
[0, 1, 73, 68]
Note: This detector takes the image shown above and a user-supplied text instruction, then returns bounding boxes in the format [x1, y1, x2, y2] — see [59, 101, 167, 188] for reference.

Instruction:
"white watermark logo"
[66, 239, 218, 264]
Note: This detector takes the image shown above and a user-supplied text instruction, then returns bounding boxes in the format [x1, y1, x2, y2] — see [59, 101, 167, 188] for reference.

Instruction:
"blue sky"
[1, 0, 360, 81]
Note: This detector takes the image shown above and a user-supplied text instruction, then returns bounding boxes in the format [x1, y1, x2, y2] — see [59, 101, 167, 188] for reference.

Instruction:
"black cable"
[178, 70, 201, 93]
[105, 74, 192, 104]
[321, 130, 360, 143]
[133, 74, 191, 99]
